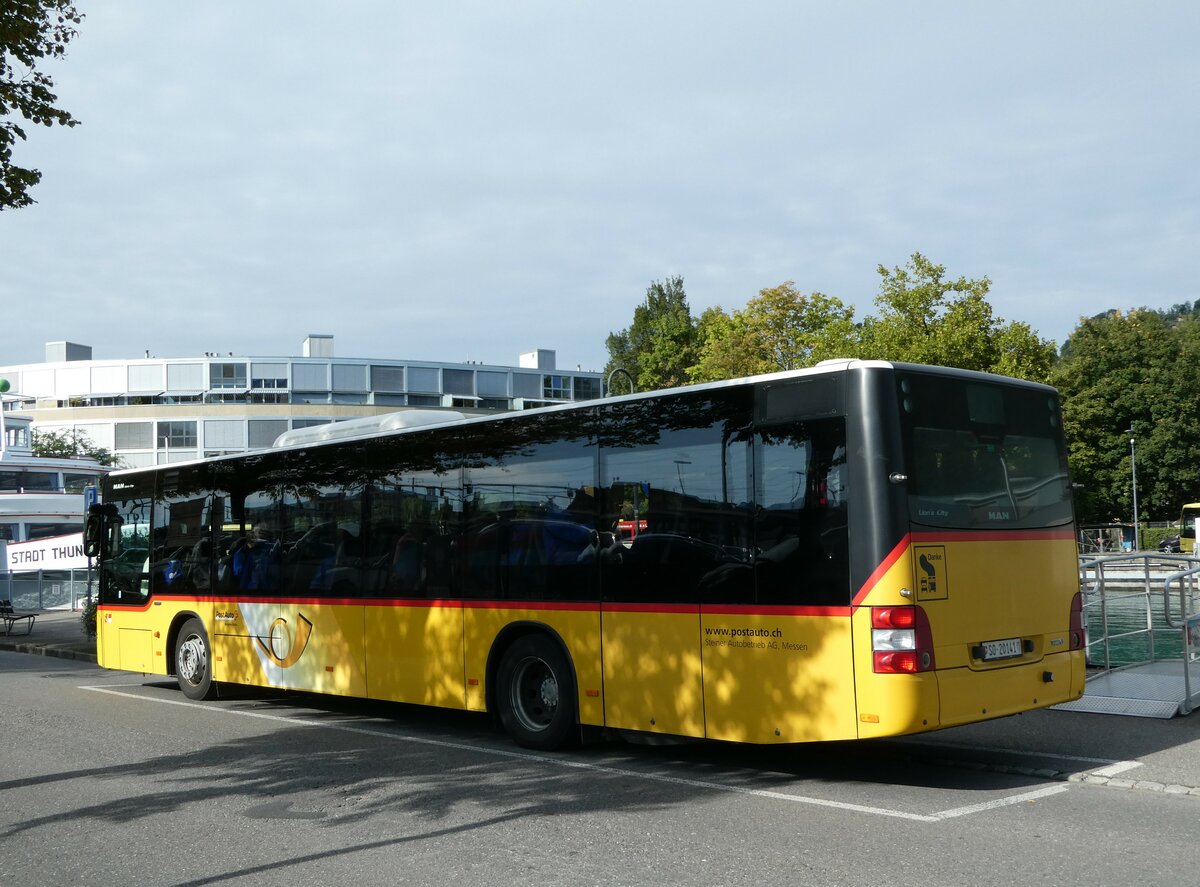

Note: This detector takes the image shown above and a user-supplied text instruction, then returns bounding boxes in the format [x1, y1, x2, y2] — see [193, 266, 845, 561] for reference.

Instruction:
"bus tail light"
[872, 606, 935, 674]
[1069, 591, 1084, 650]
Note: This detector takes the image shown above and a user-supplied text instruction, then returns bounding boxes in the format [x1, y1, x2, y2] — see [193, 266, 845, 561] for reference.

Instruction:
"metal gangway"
[1055, 553, 1200, 718]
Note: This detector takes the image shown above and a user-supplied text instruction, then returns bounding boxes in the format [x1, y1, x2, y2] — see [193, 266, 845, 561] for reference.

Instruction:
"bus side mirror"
[84, 513, 103, 558]
[84, 503, 121, 558]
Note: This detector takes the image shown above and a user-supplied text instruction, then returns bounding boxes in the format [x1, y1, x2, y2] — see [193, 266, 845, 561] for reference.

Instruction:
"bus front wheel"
[496, 634, 578, 750]
[175, 618, 216, 701]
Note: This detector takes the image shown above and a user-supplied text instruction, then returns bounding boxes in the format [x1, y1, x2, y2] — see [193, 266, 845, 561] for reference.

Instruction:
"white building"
[0, 337, 605, 470]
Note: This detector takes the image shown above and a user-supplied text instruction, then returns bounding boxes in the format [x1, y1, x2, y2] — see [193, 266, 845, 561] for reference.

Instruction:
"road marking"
[79, 684, 1067, 824]
[1091, 760, 1144, 778]
[904, 737, 1138, 769]
[932, 785, 1069, 819]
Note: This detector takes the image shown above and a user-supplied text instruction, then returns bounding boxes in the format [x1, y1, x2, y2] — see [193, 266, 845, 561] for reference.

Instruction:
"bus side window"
[754, 418, 849, 607]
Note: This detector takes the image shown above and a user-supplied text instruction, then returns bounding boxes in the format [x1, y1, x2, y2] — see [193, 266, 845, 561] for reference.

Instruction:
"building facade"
[0, 338, 604, 470]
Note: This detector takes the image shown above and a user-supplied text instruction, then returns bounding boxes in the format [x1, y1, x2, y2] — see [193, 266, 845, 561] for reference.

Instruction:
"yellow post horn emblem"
[255, 613, 314, 668]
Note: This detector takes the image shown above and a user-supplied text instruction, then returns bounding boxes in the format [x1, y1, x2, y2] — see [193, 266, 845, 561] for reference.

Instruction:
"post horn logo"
[255, 613, 314, 668]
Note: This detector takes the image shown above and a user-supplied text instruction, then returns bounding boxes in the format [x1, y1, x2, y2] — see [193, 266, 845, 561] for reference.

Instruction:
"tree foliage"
[0, 0, 83, 210]
[1051, 309, 1200, 523]
[689, 283, 857, 383]
[856, 253, 1056, 383]
[608, 254, 1057, 392]
[32, 427, 119, 466]
[604, 276, 698, 393]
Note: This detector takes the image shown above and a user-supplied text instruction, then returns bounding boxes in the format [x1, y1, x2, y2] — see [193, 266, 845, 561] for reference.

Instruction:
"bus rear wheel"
[175, 618, 216, 701]
[496, 634, 578, 750]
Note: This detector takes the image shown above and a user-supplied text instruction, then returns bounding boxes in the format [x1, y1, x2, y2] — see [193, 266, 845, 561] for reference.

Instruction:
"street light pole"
[1126, 427, 1139, 551]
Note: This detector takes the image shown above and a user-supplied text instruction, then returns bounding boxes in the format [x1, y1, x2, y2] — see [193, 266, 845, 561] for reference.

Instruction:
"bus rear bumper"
[937, 650, 1086, 728]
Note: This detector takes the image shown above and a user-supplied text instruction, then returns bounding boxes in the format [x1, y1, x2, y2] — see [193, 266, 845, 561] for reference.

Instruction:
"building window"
[248, 419, 289, 449]
[249, 392, 289, 404]
[444, 369, 475, 397]
[115, 422, 153, 450]
[407, 366, 439, 393]
[477, 371, 508, 397]
[209, 363, 247, 389]
[157, 421, 197, 449]
[543, 375, 571, 399]
[371, 365, 405, 392]
[573, 376, 601, 401]
[205, 392, 248, 404]
[332, 364, 368, 392]
[478, 398, 509, 410]
[407, 394, 440, 406]
[513, 373, 541, 399]
[251, 362, 288, 388]
[292, 363, 330, 390]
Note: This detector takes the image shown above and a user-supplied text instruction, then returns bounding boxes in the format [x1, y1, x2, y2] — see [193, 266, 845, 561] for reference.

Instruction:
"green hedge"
[1139, 526, 1177, 551]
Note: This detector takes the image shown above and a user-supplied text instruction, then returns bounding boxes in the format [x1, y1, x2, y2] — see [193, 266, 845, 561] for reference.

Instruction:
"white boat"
[1, 407, 108, 549]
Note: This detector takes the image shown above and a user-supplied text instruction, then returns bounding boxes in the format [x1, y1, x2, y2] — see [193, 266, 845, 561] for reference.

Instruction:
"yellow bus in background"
[85, 360, 1085, 750]
[1178, 503, 1200, 554]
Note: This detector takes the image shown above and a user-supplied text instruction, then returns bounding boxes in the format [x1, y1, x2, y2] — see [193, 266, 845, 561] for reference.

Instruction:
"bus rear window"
[897, 373, 1072, 530]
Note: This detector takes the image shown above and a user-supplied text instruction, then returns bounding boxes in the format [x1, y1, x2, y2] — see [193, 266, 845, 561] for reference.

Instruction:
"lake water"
[1083, 588, 1196, 667]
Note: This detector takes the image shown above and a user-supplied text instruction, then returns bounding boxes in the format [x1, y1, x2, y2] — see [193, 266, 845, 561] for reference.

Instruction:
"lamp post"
[1125, 427, 1139, 551]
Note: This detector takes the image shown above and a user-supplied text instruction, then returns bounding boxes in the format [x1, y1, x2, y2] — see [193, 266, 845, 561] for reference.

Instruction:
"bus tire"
[496, 634, 578, 751]
[175, 617, 216, 701]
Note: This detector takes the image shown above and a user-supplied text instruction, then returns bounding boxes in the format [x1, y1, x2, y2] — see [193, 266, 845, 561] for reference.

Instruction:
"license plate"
[980, 638, 1023, 661]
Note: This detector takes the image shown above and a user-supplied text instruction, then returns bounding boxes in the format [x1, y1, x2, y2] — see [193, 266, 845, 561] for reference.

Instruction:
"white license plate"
[981, 638, 1023, 661]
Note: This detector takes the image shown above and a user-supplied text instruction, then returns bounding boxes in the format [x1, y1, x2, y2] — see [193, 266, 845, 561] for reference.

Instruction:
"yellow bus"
[85, 360, 1085, 749]
[1178, 503, 1200, 554]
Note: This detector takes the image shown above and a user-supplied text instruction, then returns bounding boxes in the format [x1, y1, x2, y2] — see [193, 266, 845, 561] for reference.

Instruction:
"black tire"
[175, 617, 216, 700]
[496, 634, 578, 750]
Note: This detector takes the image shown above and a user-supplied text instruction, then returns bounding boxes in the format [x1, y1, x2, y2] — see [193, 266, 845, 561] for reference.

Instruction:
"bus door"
[95, 491, 155, 673]
[268, 480, 369, 697]
[700, 416, 857, 743]
[598, 492, 711, 737]
[1181, 506, 1200, 554]
[598, 391, 758, 739]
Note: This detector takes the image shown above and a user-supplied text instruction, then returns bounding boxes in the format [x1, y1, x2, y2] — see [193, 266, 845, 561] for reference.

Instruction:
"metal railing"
[1078, 553, 1200, 713]
[0, 568, 93, 610]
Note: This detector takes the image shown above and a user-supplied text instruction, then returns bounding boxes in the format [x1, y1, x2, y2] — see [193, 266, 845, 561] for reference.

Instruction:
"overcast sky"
[3, 1, 1197, 373]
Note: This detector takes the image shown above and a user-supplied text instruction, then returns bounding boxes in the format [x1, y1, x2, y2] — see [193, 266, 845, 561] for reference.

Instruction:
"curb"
[0, 640, 97, 664]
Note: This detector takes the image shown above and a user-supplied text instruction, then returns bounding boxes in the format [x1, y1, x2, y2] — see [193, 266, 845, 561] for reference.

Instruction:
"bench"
[0, 600, 37, 636]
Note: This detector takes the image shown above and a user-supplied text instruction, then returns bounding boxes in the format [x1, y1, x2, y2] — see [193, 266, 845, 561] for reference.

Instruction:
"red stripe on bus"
[853, 535, 911, 605]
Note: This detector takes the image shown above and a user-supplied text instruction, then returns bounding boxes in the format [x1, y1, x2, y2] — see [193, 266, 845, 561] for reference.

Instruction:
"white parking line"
[79, 684, 1069, 824]
[1091, 760, 1144, 778]
[905, 737, 1140, 770]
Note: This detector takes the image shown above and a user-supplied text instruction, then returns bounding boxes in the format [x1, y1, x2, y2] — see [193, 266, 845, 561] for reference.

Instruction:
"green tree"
[1, 1, 83, 209]
[32, 427, 119, 466]
[857, 252, 1056, 383]
[1051, 309, 1200, 524]
[690, 282, 857, 382]
[605, 276, 698, 393]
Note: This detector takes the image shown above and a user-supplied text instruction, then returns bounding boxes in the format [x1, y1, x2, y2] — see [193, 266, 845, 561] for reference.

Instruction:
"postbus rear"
[850, 364, 1085, 737]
